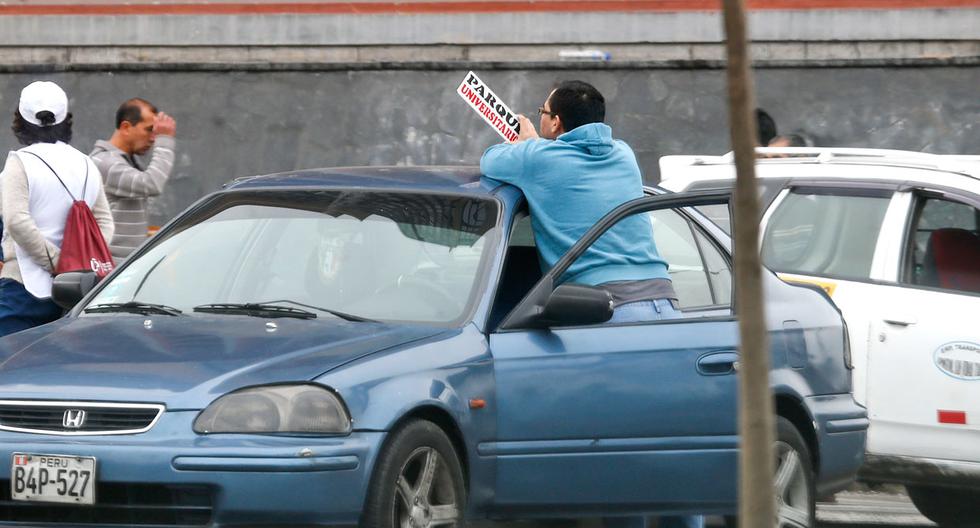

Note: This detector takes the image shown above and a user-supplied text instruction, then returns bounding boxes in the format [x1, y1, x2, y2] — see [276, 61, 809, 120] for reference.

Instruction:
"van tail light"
[841, 319, 853, 370]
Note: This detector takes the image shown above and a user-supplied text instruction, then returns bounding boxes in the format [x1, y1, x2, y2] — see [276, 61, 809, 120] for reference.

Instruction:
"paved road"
[469, 490, 936, 527]
[816, 490, 934, 527]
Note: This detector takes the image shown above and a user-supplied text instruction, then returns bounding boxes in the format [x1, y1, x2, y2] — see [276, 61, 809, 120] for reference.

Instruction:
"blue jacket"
[480, 122, 669, 286]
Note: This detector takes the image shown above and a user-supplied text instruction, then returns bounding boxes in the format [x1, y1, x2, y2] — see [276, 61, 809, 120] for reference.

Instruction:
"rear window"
[762, 190, 891, 280]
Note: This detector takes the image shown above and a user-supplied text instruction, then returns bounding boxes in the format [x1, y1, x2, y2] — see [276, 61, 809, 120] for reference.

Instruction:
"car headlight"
[193, 384, 351, 434]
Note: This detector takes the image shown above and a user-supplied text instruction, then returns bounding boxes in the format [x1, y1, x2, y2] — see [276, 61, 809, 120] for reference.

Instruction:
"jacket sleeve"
[92, 135, 175, 199]
[92, 185, 115, 246]
[1, 154, 60, 271]
[480, 140, 538, 185]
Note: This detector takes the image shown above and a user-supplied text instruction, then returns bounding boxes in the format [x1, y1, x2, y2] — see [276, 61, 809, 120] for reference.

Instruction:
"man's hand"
[153, 112, 177, 137]
[514, 115, 539, 143]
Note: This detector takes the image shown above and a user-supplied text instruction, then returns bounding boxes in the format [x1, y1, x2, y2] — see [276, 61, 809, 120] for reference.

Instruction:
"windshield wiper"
[192, 303, 317, 320]
[255, 299, 379, 323]
[84, 301, 183, 316]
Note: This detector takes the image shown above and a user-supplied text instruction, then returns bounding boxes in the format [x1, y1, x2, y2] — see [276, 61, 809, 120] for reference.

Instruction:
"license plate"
[11, 453, 96, 505]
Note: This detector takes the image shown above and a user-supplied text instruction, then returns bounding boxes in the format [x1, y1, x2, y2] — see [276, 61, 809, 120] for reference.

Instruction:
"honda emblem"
[62, 409, 87, 429]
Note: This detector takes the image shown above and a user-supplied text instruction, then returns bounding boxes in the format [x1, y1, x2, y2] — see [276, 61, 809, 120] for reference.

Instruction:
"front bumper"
[0, 411, 385, 527]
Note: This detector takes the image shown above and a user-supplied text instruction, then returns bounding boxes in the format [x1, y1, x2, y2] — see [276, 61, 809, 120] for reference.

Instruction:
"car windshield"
[83, 189, 499, 325]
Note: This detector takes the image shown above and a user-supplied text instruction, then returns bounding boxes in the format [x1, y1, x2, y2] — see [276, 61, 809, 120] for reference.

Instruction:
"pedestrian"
[0, 81, 114, 336]
[480, 80, 703, 528]
[768, 133, 809, 147]
[90, 97, 176, 260]
[756, 108, 778, 147]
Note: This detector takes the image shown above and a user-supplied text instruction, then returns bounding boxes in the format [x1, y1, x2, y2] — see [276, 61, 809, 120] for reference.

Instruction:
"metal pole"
[720, 0, 776, 526]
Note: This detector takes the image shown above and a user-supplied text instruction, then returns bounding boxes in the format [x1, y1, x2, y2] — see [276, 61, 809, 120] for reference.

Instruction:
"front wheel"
[906, 485, 980, 527]
[725, 417, 816, 528]
[361, 420, 466, 528]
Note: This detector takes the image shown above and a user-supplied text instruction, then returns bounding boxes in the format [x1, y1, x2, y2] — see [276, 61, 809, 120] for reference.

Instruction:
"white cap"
[19, 81, 68, 127]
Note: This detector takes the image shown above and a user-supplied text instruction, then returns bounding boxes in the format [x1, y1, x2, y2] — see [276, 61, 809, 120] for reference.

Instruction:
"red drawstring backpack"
[21, 151, 114, 278]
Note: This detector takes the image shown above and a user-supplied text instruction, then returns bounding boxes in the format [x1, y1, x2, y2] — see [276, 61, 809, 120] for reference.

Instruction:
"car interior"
[910, 196, 980, 294]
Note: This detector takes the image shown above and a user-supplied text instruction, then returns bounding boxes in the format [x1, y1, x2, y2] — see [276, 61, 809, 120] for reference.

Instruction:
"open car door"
[486, 191, 740, 518]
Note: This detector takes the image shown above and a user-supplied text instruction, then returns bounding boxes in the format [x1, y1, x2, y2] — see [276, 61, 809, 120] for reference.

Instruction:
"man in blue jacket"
[481, 81, 702, 528]
[481, 80, 682, 328]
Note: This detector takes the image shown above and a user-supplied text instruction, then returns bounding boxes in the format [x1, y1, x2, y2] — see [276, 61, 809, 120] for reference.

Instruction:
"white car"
[659, 148, 980, 527]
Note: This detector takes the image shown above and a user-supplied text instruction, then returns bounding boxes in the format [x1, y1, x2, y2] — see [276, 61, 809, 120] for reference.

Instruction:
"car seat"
[920, 228, 980, 294]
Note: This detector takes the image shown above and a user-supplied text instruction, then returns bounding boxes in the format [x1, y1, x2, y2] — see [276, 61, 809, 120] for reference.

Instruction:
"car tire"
[724, 417, 816, 528]
[361, 420, 466, 528]
[906, 485, 980, 527]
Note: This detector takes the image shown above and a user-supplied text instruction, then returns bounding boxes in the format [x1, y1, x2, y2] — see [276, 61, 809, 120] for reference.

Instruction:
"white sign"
[934, 341, 980, 380]
[457, 71, 520, 142]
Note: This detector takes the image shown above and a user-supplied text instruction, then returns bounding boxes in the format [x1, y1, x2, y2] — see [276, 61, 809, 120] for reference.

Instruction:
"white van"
[660, 148, 980, 527]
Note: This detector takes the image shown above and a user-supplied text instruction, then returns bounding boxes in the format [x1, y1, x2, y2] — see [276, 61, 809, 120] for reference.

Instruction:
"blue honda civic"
[0, 167, 866, 527]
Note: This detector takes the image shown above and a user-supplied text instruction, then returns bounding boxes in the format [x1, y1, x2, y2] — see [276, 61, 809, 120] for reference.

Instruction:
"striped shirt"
[90, 135, 175, 258]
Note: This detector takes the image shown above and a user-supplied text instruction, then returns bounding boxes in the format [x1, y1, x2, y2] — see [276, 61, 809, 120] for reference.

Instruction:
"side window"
[550, 206, 731, 317]
[695, 229, 733, 306]
[761, 190, 891, 280]
[695, 204, 732, 235]
[489, 213, 543, 329]
[649, 209, 732, 310]
[906, 196, 980, 294]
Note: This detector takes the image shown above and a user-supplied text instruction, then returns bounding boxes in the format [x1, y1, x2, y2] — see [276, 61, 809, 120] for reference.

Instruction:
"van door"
[863, 189, 980, 460]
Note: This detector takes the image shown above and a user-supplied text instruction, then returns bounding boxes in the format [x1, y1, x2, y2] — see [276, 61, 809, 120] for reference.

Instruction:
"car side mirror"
[538, 284, 614, 327]
[52, 271, 99, 310]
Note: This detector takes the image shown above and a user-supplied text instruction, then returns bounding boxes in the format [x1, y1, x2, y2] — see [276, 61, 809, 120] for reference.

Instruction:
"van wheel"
[724, 417, 815, 528]
[361, 420, 466, 528]
[906, 485, 980, 527]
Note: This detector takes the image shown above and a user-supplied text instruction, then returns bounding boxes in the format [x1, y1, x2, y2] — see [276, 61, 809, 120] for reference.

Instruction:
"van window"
[762, 190, 891, 280]
[906, 197, 980, 294]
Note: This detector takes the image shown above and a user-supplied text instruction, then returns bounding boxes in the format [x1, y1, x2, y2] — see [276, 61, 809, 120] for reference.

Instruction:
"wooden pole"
[720, 0, 776, 526]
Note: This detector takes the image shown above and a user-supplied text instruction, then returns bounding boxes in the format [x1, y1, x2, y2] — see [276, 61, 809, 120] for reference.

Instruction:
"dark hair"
[548, 80, 605, 132]
[12, 111, 73, 146]
[756, 108, 777, 146]
[114, 98, 157, 129]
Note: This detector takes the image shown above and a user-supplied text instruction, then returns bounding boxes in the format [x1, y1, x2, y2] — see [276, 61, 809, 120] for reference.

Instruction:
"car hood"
[0, 315, 447, 409]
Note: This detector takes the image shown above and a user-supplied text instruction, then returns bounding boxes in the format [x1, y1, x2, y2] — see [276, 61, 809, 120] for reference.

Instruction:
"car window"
[551, 207, 731, 314]
[762, 190, 891, 280]
[649, 209, 731, 309]
[85, 190, 499, 326]
[489, 213, 544, 330]
[680, 178, 785, 235]
[695, 228, 732, 306]
[695, 204, 732, 234]
[906, 196, 980, 294]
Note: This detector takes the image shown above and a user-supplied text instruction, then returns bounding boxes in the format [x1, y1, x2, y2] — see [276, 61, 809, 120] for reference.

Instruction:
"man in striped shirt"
[90, 98, 176, 260]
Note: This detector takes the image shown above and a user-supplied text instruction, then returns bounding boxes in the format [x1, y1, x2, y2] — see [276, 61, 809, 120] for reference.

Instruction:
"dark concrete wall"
[0, 67, 977, 225]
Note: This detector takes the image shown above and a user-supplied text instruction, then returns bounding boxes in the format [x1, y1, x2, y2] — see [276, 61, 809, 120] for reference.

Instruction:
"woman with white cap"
[0, 80, 114, 336]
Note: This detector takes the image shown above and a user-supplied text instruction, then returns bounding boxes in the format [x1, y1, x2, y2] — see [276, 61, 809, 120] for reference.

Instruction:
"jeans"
[608, 298, 681, 324]
[0, 278, 63, 337]
[603, 298, 704, 528]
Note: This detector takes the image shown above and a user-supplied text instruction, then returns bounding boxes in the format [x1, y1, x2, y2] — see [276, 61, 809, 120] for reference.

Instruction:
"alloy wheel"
[774, 440, 812, 528]
[392, 446, 460, 528]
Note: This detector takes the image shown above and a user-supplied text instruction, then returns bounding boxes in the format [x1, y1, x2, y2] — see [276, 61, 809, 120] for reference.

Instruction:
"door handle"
[697, 352, 740, 376]
[883, 314, 917, 326]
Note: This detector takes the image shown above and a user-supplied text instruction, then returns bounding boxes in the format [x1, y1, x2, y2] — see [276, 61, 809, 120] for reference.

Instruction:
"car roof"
[659, 147, 980, 194]
[223, 165, 493, 195]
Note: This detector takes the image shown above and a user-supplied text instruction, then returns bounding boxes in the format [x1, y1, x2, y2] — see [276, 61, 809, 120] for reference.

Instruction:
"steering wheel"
[376, 274, 463, 319]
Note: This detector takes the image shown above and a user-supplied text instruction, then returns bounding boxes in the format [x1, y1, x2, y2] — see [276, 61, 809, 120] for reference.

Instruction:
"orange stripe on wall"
[1, 0, 979, 16]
